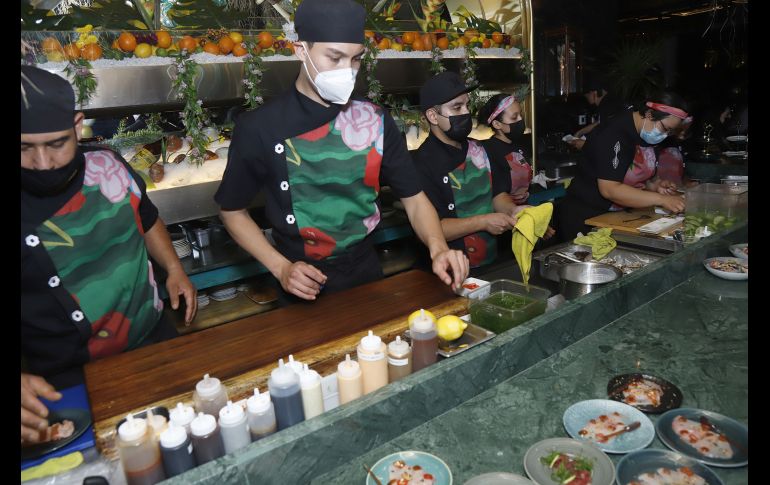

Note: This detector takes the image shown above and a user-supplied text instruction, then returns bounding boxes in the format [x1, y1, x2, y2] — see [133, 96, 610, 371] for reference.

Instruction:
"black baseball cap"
[420, 71, 478, 113]
[295, 0, 366, 44]
[21, 65, 76, 134]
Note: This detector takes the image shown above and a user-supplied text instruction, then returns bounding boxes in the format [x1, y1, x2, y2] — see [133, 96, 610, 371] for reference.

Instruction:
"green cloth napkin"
[574, 227, 617, 260]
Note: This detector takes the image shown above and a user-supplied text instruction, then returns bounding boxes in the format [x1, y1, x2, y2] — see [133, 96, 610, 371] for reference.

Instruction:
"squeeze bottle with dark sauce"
[192, 374, 229, 417]
[190, 412, 225, 464]
[159, 422, 195, 477]
[387, 335, 412, 382]
[268, 358, 305, 430]
[246, 387, 277, 441]
[218, 400, 251, 454]
[410, 309, 438, 371]
[117, 414, 166, 485]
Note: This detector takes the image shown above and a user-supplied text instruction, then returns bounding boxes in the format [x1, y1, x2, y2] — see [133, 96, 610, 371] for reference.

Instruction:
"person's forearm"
[599, 181, 664, 209]
[439, 217, 487, 242]
[492, 192, 516, 215]
[219, 209, 289, 278]
[143, 218, 185, 274]
[400, 192, 453, 258]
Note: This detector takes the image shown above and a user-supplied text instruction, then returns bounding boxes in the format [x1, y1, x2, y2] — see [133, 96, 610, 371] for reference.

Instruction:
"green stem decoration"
[171, 53, 210, 166]
[242, 42, 266, 110]
[429, 45, 446, 74]
[63, 58, 97, 108]
[461, 44, 480, 115]
[362, 37, 382, 104]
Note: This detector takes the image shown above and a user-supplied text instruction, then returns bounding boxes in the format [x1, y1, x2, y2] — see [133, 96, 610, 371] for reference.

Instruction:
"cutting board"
[585, 208, 681, 236]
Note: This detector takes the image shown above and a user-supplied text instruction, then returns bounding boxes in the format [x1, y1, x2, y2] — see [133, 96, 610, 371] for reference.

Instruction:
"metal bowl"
[558, 262, 622, 300]
[544, 161, 578, 179]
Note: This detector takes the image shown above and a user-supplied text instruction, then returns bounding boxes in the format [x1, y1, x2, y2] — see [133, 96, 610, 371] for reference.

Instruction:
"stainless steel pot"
[558, 262, 623, 300]
[544, 161, 578, 179]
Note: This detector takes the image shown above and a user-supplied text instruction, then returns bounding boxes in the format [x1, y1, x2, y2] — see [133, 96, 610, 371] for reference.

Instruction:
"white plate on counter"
[615, 449, 725, 485]
[523, 437, 615, 485]
[729, 243, 748, 260]
[562, 400, 655, 454]
[464, 472, 534, 485]
[703, 257, 748, 281]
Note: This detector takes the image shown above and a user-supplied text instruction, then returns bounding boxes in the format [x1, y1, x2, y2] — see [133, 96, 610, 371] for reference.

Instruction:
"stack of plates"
[172, 236, 191, 259]
[210, 286, 237, 302]
[196, 293, 210, 309]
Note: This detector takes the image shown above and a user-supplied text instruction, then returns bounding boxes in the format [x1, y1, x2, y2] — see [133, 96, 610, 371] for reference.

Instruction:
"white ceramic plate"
[615, 449, 725, 485]
[464, 472, 534, 485]
[703, 257, 748, 281]
[726, 135, 747, 142]
[656, 408, 748, 467]
[729, 243, 748, 260]
[523, 437, 615, 485]
[366, 450, 452, 485]
[562, 400, 655, 454]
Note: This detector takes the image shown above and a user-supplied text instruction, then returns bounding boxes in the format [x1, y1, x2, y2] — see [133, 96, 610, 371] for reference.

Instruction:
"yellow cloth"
[574, 227, 617, 260]
[21, 451, 83, 481]
[512, 202, 553, 285]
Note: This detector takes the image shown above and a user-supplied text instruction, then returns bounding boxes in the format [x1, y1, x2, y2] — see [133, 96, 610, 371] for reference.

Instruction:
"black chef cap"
[420, 71, 478, 113]
[295, 0, 366, 44]
[21, 66, 76, 134]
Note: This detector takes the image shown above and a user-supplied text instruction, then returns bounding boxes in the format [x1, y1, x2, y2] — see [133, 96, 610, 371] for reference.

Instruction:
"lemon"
[229, 31, 243, 43]
[46, 51, 66, 62]
[134, 43, 152, 58]
[408, 309, 436, 325]
[436, 315, 467, 341]
[391, 42, 403, 51]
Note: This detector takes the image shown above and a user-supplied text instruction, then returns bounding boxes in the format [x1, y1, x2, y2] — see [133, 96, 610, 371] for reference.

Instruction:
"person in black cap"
[216, 0, 468, 301]
[21, 66, 197, 444]
[412, 72, 529, 269]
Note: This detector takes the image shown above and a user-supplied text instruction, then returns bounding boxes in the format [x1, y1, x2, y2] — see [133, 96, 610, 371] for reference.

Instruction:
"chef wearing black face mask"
[412, 72, 528, 269]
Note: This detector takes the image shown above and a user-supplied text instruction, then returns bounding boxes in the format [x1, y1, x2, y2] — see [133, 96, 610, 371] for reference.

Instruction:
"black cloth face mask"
[499, 119, 525, 140]
[435, 111, 473, 142]
[21, 156, 83, 197]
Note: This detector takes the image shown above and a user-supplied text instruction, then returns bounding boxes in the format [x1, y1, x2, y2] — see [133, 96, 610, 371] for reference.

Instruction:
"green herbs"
[683, 211, 740, 237]
[461, 44, 480, 115]
[171, 52, 210, 165]
[539, 452, 593, 484]
[362, 38, 382, 104]
[486, 292, 533, 310]
[242, 43, 266, 110]
[63, 58, 97, 108]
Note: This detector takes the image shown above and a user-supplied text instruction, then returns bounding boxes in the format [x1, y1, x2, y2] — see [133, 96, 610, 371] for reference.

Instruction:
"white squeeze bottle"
[192, 374, 229, 417]
[246, 387, 277, 441]
[218, 400, 251, 454]
[169, 402, 195, 435]
[357, 330, 388, 394]
[337, 354, 363, 405]
[286, 354, 304, 375]
[299, 364, 324, 419]
[117, 414, 166, 485]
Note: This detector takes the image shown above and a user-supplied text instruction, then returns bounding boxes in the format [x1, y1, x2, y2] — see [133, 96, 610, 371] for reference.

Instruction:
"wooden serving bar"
[84, 270, 468, 459]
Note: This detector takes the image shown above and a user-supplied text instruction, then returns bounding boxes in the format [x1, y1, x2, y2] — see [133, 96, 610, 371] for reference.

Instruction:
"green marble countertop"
[162, 223, 748, 485]
[312, 270, 748, 484]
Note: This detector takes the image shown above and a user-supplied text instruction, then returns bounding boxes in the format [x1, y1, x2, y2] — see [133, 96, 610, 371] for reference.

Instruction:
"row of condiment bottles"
[117, 309, 439, 484]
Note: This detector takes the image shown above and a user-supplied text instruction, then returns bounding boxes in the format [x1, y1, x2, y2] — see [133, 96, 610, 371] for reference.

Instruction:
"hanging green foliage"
[165, 0, 240, 29]
[21, 0, 149, 31]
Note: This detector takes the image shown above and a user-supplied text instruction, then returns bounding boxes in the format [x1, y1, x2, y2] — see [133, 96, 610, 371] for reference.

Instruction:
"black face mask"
[437, 112, 473, 142]
[501, 119, 525, 140]
[21, 155, 83, 197]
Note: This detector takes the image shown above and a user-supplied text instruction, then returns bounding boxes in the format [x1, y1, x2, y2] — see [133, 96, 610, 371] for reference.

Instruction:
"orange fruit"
[457, 37, 469, 47]
[41, 37, 63, 53]
[257, 31, 274, 49]
[412, 37, 425, 51]
[421, 33, 434, 49]
[377, 37, 391, 50]
[202, 41, 220, 55]
[156, 30, 172, 48]
[218, 36, 234, 54]
[81, 43, 103, 60]
[492, 32, 504, 44]
[436, 37, 449, 49]
[285, 41, 295, 54]
[364, 30, 376, 39]
[118, 32, 137, 52]
[228, 31, 243, 44]
[402, 31, 417, 44]
[231, 43, 247, 57]
[63, 43, 81, 60]
[482, 38, 491, 48]
[178, 35, 197, 52]
[463, 29, 478, 40]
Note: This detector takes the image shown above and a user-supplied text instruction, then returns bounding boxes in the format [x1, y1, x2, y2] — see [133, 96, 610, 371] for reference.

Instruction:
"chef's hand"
[660, 194, 686, 214]
[166, 267, 197, 324]
[568, 139, 585, 150]
[483, 213, 518, 235]
[543, 225, 556, 240]
[21, 373, 61, 444]
[431, 249, 469, 291]
[279, 261, 327, 300]
[656, 180, 680, 196]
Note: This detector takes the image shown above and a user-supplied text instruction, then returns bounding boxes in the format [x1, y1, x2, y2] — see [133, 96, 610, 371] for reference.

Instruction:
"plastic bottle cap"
[246, 388, 271, 414]
[146, 409, 167, 430]
[388, 335, 410, 355]
[337, 354, 361, 379]
[219, 400, 245, 425]
[299, 363, 321, 388]
[410, 309, 435, 333]
[118, 414, 147, 442]
[160, 423, 188, 449]
[190, 412, 217, 437]
[270, 358, 299, 387]
[287, 354, 304, 374]
[195, 373, 223, 398]
[170, 402, 195, 426]
[360, 330, 382, 351]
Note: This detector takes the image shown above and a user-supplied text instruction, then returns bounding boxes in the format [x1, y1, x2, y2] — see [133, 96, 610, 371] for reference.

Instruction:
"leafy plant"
[63, 58, 97, 108]
[452, 5, 502, 35]
[461, 44, 481, 115]
[164, 0, 241, 29]
[171, 53, 211, 165]
[103, 117, 164, 152]
[21, 0, 150, 31]
[242, 42, 266, 110]
[362, 38, 383, 104]
[606, 39, 664, 105]
[429, 45, 446, 74]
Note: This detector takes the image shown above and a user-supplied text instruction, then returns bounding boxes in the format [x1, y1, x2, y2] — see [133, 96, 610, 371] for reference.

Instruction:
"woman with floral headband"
[553, 91, 691, 242]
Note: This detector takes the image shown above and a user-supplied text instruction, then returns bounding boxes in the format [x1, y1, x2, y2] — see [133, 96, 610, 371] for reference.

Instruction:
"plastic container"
[299, 364, 325, 420]
[190, 412, 225, 464]
[387, 336, 412, 382]
[337, 354, 363, 405]
[356, 330, 388, 394]
[409, 309, 438, 372]
[268, 359, 305, 430]
[218, 400, 251, 454]
[169, 403, 196, 435]
[192, 374, 229, 417]
[246, 387, 277, 441]
[117, 414, 166, 485]
[684, 183, 748, 238]
[159, 423, 195, 477]
[468, 279, 549, 334]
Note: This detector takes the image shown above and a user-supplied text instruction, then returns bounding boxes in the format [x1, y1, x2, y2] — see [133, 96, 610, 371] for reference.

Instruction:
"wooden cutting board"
[585, 208, 665, 235]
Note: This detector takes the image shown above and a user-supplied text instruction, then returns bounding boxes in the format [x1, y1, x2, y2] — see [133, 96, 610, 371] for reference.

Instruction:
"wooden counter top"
[84, 270, 468, 458]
